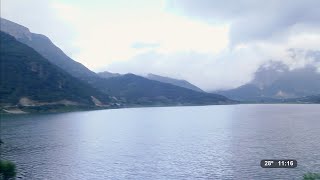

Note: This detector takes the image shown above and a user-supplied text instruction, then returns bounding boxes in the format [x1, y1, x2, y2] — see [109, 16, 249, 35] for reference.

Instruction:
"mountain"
[217, 61, 320, 102]
[0, 18, 99, 83]
[0, 31, 112, 112]
[146, 74, 204, 92]
[285, 94, 320, 103]
[94, 74, 235, 106]
[1, 18, 234, 107]
[98, 72, 205, 93]
[98, 71, 121, 79]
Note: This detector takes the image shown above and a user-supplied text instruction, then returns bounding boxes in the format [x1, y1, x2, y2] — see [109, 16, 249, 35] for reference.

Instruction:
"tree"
[0, 160, 16, 180]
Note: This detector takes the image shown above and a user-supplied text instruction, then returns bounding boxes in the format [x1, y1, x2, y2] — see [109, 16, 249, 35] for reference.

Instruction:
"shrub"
[0, 160, 16, 180]
[304, 172, 320, 180]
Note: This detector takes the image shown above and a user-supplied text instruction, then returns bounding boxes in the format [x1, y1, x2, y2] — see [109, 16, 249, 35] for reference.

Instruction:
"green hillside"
[0, 31, 111, 111]
[95, 74, 235, 106]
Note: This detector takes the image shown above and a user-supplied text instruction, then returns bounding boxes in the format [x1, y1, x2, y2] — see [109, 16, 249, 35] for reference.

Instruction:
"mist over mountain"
[217, 61, 320, 102]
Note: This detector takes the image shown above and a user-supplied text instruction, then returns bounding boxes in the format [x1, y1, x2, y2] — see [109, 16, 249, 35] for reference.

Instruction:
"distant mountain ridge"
[94, 74, 235, 106]
[98, 71, 121, 79]
[146, 74, 204, 92]
[97, 72, 204, 93]
[0, 31, 112, 112]
[217, 61, 320, 102]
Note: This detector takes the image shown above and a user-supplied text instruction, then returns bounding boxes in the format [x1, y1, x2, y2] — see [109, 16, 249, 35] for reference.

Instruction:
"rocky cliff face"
[0, 18, 32, 40]
[0, 18, 99, 83]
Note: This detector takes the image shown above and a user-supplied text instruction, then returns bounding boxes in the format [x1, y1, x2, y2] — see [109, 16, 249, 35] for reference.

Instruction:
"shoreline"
[1, 102, 319, 115]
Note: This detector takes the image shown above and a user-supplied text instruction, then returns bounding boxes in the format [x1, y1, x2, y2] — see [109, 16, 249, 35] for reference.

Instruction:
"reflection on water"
[1, 104, 320, 179]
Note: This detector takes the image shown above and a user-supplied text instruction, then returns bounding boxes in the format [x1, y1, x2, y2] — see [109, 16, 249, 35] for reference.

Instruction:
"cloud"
[3, 0, 320, 91]
[168, 0, 320, 46]
[52, 1, 229, 70]
[106, 49, 264, 91]
[58, 0, 319, 90]
[131, 42, 160, 49]
[106, 31, 320, 91]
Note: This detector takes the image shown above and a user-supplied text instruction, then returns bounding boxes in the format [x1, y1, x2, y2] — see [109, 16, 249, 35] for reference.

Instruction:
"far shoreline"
[1, 102, 320, 115]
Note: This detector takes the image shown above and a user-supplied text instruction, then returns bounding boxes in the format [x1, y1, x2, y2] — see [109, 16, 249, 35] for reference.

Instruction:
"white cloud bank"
[52, 0, 229, 70]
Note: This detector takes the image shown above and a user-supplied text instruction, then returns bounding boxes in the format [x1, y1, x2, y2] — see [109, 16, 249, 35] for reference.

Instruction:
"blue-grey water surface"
[1, 104, 320, 179]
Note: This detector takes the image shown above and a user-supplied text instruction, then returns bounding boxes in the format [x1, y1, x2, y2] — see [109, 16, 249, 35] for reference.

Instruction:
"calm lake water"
[1, 104, 319, 180]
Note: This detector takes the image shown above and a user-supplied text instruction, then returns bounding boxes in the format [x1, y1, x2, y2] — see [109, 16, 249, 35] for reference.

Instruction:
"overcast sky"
[2, 0, 320, 90]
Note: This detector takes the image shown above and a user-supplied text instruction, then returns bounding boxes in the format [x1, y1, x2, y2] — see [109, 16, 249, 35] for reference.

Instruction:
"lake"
[1, 104, 319, 179]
